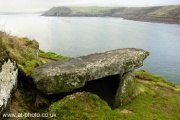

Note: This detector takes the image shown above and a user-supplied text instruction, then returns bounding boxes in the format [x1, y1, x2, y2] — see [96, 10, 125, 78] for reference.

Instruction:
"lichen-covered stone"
[32, 48, 149, 95]
[0, 50, 18, 115]
[115, 72, 136, 107]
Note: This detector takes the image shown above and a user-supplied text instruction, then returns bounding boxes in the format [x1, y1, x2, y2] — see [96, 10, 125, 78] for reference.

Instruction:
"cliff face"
[42, 6, 72, 16]
[42, 5, 180, 24]
[0, 31, 67, 116]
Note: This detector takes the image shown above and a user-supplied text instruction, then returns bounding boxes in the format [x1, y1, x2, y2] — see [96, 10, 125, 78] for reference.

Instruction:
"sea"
[0, 14, 180, 84]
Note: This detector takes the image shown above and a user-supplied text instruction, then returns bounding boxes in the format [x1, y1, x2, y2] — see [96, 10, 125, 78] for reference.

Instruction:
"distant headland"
[42, 5, 180, 24]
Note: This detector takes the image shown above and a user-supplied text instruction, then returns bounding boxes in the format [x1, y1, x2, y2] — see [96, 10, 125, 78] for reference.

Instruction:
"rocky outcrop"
[32, 48, 149, 94]
[42, 6, 72, 16]
[0, 49, 18, 115]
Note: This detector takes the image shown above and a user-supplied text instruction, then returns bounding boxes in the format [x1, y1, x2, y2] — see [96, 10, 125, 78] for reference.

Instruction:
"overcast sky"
[0, 0, 180, 12]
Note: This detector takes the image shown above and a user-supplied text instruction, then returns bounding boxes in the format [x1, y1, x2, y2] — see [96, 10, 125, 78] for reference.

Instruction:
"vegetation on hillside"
[0, 31, 68, 76]
[5, 70, 180, 120]
[1, 32, 180, 119]
[47, 70, 180, 120]
[113, 5, 180, 18]
[42, 5, 180, 24]
[43, 5, 180, 18]
[70, 7, 116, 14]
[148, 5, 180, 18]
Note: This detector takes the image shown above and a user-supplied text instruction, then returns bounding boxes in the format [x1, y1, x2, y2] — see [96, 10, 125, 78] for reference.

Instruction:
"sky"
[0, 0, 180, 12]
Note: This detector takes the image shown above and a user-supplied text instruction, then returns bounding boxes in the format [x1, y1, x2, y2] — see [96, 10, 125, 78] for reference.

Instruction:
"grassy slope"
[120, 70, 180, 120]
[70, 7, 116, 14]
[47, 70, 180, 120]
[68, 5, 180, 18]
[1, 32, 180, 119]
[6, 70, 179, 120]
[0, 32, 68, 76]
[149, 5, 180, 18]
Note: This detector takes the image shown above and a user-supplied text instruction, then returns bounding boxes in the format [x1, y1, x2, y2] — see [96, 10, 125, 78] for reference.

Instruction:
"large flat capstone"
[32, 48, 149, 95]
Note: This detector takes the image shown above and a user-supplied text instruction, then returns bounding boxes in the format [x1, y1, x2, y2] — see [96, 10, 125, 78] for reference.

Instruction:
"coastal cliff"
[42, 5, 180, 24]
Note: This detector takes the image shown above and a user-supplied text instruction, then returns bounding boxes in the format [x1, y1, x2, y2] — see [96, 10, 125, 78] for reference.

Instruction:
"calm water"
[0, 14, 180, 84]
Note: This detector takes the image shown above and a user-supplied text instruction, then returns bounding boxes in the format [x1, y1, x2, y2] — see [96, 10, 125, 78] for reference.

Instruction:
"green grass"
[4, 65, 180, 119]
[135, 70, 178, 89]
[47, 70, 180, 120]
[70, 7, 116, 14]
[6, 70, 179, 120]
[49, 92, 121, 120]
[149, 5, 180, 18]
[68, 5, 180, 19]
[118, 87, 180, 119]
[119, 83, 180, 119]
[114, 7, 145, 15]
[38, 50, 68, 61]
[135, 70, 168, 82]
[1, 31, 180, 119]
[118, 70, 180, 119]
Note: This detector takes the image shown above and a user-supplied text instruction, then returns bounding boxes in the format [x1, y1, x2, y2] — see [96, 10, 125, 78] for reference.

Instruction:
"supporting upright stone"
[115, 72, 136, 107]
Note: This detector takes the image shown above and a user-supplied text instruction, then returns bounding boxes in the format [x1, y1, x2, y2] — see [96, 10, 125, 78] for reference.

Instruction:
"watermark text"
[2, 112, 56, 118]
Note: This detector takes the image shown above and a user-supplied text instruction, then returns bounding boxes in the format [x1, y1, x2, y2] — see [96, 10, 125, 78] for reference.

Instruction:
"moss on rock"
[48, 92, 121, 120]
[115, 72, 137, 107]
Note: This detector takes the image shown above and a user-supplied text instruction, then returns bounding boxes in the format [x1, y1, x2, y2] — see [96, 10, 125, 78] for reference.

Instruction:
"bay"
[0, 14, 180, 84]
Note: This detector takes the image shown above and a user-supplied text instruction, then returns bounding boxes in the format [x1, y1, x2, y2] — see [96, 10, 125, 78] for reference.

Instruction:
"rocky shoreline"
[44, 14, 180, 24]
[118, 16, 180, 24]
